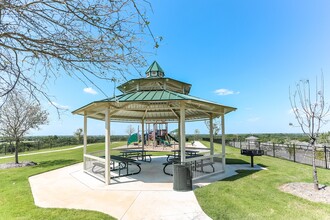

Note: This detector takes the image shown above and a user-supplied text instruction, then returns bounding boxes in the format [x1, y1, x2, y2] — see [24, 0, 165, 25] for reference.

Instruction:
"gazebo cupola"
[117, 61, 192, 95]
[145, 61, 165, 78]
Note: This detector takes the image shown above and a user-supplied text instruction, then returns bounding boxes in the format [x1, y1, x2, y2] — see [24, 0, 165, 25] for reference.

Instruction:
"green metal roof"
[99, 90, 227, 105]
[72, 61, 236, 122]
[72, 89, 237, 122]
[102, 90, 187, 102]
[145, 61, 164, 74]
[116, 77, 192, 95]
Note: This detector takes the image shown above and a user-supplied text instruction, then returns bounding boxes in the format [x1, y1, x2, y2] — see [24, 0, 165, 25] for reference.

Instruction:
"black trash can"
[173, 164, 192, 191]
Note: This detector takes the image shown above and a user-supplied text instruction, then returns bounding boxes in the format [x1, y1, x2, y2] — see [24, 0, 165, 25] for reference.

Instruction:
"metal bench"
[127, 154, 152, 163]
[163, 155, 213, 176]
[162, 161, 173, 176]
[92, 155, 141, 178]
[192, 160, 215, 173]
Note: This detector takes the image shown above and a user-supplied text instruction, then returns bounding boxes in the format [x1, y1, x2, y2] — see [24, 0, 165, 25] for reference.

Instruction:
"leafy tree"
[0, 0, 158, 106]
[289, 75, 330, 190]
[318, 132, 330, 145]
[0, 91, 48, 163]
[74, 128, 83, 144]
[46, 135, 58, 148]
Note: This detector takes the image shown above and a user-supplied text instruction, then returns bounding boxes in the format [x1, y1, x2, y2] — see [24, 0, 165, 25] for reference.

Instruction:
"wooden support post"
[180, 102, 186, 164]
[221, 114, 226, 169]
[153, 123, 157, 147]
[210, 114, 214, 156]
[83, 114, 87, 170]
[141, 119, 145, 151]
[105, 108, 111, 185]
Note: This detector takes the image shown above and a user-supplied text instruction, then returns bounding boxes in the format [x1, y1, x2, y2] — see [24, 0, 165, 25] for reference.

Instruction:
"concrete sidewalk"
[0, 145, 84, 159]
[29, 156, 265, 219]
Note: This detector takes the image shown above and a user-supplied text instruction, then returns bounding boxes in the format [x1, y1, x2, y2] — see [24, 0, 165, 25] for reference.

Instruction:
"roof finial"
[145, 61, 165, 78]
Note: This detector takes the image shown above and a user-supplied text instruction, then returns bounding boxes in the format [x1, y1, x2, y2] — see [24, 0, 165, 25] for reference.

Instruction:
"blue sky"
[32, 0, 330, 136]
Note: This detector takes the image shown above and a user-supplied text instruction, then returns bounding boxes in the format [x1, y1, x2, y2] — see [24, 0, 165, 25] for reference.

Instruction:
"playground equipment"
[127, 133, 139, 146]
[126, 123, 179, 148]
[146, 122, 178, 148]
[167, 133, 179, 143]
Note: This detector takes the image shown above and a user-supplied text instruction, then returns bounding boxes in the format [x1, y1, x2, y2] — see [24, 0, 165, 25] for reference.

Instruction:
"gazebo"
[72, 61, 236, 185]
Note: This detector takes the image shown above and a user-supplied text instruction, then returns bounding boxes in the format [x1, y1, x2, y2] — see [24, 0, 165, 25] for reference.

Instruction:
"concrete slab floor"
[29, 156, 265, 220]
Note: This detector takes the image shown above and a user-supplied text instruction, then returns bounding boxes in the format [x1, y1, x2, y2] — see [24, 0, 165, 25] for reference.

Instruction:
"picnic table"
[163, 154, 215, 176]
[92, 155, 141, 178]
[166, 149, 201, 162]
[120, 149, 152, 162]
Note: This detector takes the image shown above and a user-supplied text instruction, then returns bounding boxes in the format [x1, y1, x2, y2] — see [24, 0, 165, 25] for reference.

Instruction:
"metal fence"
[229, 141, 330, 169]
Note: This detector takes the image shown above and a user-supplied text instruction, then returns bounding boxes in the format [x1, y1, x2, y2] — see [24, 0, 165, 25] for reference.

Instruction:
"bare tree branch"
[0, 0, 158, 107]
[289, 73, 330, 190]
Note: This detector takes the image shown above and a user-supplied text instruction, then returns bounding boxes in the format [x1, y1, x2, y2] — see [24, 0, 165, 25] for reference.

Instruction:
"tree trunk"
[15, 140, 19, 164]
[311, 142, 319, 190]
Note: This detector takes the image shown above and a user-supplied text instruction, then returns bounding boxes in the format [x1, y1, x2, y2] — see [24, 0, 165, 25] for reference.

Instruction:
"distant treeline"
[0, 135, 129, 155]
[0, 133, 310, 155]
[221, 133, 309, 143]
[200, 133, 310, 144]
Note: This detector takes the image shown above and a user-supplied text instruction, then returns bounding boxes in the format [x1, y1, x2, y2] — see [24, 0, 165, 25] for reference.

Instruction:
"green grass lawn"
[0, 142, 127, 220]
[1, 141, 330, 219]
[196, 141, 330, 220]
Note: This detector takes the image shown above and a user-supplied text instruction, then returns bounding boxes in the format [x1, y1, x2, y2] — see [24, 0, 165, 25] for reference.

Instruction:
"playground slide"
[167, 133, 179, 143]
[127, 133, 138, 146]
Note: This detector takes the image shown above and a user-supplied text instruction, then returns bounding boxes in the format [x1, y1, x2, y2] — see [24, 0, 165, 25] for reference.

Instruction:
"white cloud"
[214, 88, 239, 96]
[50, 102, 70, 110]
[84, 87, 98, 95]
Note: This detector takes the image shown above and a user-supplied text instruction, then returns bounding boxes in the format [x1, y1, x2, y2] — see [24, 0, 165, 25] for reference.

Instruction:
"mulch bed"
[0, 161, 37, 170]
[279, 182, 330, 204]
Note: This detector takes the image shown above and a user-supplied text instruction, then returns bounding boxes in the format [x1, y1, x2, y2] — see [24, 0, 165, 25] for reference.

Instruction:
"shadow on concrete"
[225, 158, 250, 164]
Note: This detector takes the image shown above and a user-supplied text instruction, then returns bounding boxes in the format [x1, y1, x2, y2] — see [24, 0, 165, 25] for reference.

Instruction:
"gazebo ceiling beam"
[110, 115, 179, 121]
[84, 107, 122, 118]
[170, 108, 179, 119]
[167, 103, 180, 119]
[84, 110, 101, 117]
[142, 109, 148, 120]
[185, 106, 221, 116]
[185, 102, 214, 111]
[106, 103, 130, 109]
